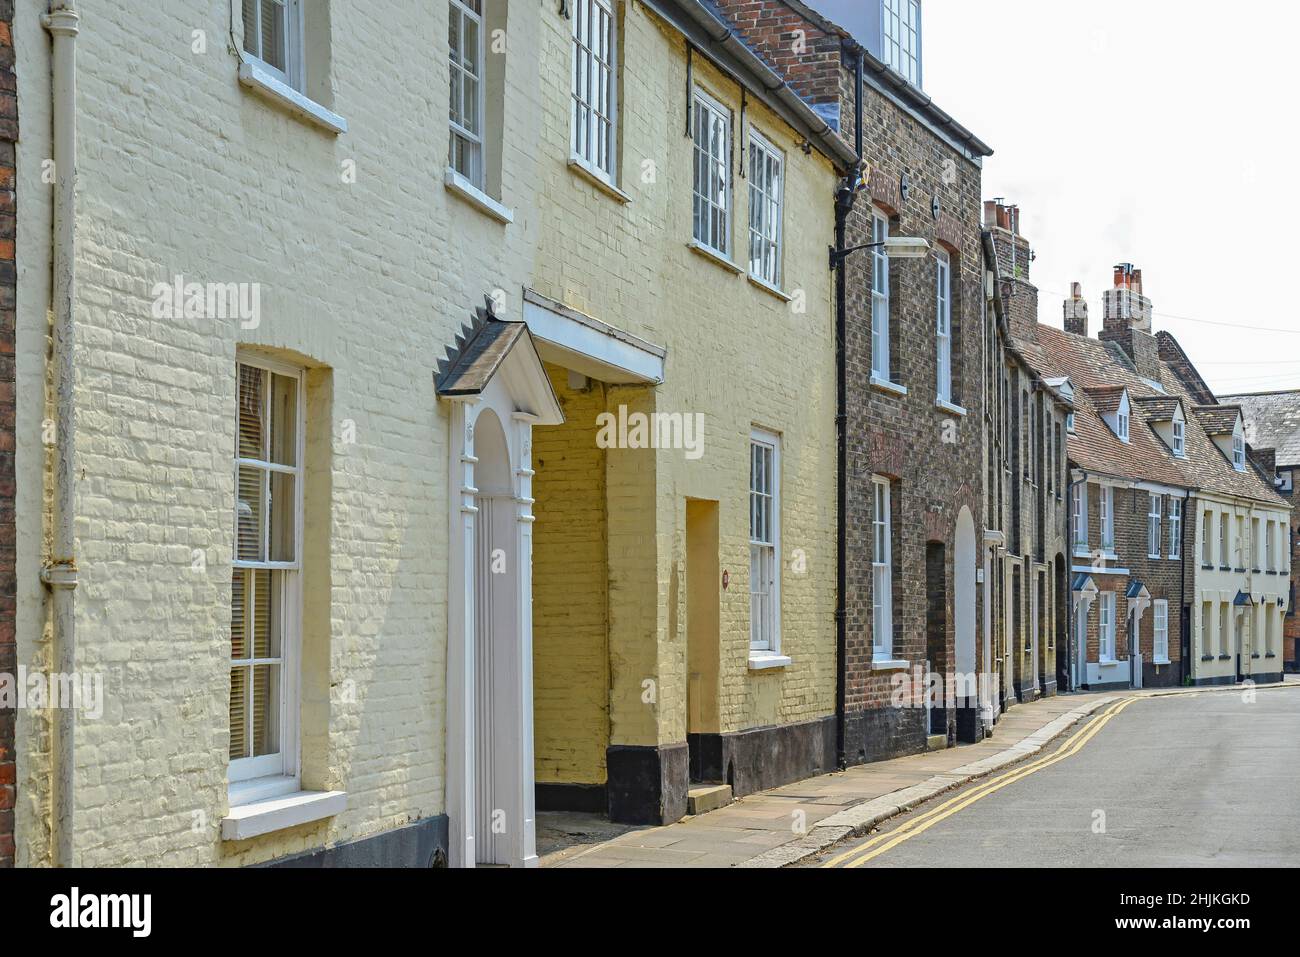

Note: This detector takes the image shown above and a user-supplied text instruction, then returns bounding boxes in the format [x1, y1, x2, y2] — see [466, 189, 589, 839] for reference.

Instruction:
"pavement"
[541, 677, 1299, 868]
[806, 682, 1300, 867]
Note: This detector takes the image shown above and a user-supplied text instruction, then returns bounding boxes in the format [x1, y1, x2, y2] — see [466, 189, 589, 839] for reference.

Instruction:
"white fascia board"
[523, 293, 665, 385]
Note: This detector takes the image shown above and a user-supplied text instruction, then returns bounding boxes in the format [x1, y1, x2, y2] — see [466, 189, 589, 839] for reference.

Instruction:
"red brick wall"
[0, 0, 16, 869]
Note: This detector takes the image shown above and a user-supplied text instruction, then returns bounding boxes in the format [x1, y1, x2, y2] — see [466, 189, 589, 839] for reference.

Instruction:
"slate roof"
[1008, 324, 1287, 508]
[1220, 390, 1300, 467]
[436, 297, 543, 398]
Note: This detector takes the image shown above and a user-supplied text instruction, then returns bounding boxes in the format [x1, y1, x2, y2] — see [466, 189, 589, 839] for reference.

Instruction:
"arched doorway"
[470, 410, 519, 866]
[954, 507, 979, 742]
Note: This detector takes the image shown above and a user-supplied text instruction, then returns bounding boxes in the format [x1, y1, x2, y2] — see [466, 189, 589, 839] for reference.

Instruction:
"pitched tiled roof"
[1133, 395, 1181, 420]
[1008, 324, 1287, 507]
[1083, 385, 1126, 416]
[1220, 390, 1300, 467]
[1192, 405, 1241, 436]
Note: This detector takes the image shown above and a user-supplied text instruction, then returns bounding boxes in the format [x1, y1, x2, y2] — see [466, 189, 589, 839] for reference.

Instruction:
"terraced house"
[983, 203, 1072, 710]
[11, 0, 851, 869]
[988, 209, 1291, 692]
[1221, 390, 1300, 672]
[713, 0, 1001, 763]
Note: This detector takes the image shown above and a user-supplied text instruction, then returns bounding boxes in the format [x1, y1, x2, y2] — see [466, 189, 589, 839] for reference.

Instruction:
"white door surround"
[439, 308, 563, 869]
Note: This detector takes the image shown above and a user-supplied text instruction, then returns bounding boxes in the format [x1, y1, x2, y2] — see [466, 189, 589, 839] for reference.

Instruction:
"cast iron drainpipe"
[41, 2, 81, 868]
[834, 49, 864, 771]
[1065, 468, 1089, 690]
[1179, 487, 1191, 685]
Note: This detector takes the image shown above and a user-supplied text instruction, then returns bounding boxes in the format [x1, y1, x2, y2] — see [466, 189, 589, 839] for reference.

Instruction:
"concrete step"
[687, 784, 733, 816]
[926, 733, 948, 752]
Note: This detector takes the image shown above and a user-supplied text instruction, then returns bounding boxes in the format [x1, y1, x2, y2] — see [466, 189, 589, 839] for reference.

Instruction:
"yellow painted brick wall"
[532, 364, 610, 785]
[532, 6, 840, 745]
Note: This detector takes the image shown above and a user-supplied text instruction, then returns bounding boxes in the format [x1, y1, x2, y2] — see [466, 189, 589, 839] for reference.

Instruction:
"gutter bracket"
[41, 560, 79, 590]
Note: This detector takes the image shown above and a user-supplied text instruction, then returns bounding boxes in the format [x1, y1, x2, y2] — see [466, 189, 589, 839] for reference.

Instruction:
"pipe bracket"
[41, 561, 79, 590]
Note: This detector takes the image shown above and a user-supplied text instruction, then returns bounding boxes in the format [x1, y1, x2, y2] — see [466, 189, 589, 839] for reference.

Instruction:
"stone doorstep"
[686, 784, 734, 816]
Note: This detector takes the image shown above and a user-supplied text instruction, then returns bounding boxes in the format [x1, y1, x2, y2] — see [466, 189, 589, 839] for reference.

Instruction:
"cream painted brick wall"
[16, 1, 547, 866]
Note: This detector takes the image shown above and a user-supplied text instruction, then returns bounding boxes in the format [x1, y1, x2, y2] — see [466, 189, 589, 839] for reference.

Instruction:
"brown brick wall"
[0, 0, 16, 869]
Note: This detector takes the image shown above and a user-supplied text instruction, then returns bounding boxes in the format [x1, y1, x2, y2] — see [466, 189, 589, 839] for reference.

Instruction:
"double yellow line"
[821, 696, 1143, 868]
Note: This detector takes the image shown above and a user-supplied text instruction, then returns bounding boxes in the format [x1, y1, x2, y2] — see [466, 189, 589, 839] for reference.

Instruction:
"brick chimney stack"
[1063, 282, 1088, 337]
[1099, 263, 1161, 378]
[1101, 263, 1153, 336]
[984, 198, 1038, 340]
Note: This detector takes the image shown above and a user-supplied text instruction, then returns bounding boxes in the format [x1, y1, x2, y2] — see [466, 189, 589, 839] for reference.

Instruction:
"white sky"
[923, 0, 1300, 397]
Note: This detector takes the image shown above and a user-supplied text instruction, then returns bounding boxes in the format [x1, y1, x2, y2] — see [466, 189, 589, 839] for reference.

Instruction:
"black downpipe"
[1179, 488, 1191, 685]
[834, 50, 865, 771]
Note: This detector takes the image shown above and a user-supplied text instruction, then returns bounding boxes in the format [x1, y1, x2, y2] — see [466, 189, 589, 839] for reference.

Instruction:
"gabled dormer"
[1086, 385, 1131, 444]
[1136, 395, 1187, 459]
[1194, 405, 1247, 472]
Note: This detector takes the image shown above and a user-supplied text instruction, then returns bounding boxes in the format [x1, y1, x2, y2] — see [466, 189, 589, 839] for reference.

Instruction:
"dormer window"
[1233, 431, 1246, 471]
[1117, 406, 1130, 443]
[1172, 415, 1185, 458]
[1066, 412, 1076, 434]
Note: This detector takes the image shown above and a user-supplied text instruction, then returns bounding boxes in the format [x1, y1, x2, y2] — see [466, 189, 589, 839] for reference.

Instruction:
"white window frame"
[1117, 406, 1130, 443]
[1253, 517, 1263, 570]
[571, 0, 617, 182]
[1148, 493, 1162, 559]
[1169, 497, 1182, 559]
[1172, 416, 1186, 457]
[1267, 520, 1277, 573]
[872, 475, 894, 661]
[242, 0, 303, 91]
[747, 129, 784, 289]
[871, 209, 891, 381]
[1232, 432, 1246, 471]
[1066, 412, 1076, 434]
[1099, 592, 1116, 663]
[1220, 602, 1230, 656]
[1153, 599, 1169, 664]
[1220, 512, 1230, 567]
[449, 0, 486, 188]
[1100, 485, 1115, 554]
[1202, 510, 1213, 566]
[749, 429, 781, 656]
[935, 249, 952, 404]
[691, 87, 732, 257]
[1072, 482, 1088, 554]
[881, 0, 921, 86]
[231, 355, 305, 792]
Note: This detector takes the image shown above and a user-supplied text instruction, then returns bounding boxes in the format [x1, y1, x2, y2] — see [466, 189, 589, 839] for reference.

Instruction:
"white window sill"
[237, 55, 347, 134]
[568, 156, 631, 203]
[222, 788, 347, 841]
[688, 240, 743, 274]
[747, 273, 792, 302]
[1153, 658, 1171, 666]
[748, 653, 793, 671]
[1098, 659, 1120, 668]
[445, 168, 514, 224]
[871, 658, 909, 672]
[869, 377, 908, 397]
[936, 398, 967, 417]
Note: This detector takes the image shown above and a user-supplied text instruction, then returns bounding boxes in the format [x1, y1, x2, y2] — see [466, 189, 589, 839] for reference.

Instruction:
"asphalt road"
[811, 686, 1300, 867]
